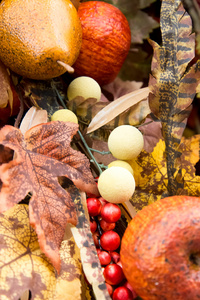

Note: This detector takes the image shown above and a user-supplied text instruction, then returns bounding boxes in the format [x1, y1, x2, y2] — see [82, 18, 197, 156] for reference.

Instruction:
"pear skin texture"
[0, 0, 82, 80]
[120, 196, 200, 300]
[73, 1, 131, 86]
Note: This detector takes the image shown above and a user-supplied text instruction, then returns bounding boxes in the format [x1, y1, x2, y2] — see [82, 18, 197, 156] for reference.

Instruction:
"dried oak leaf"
[128, 135, 200, 211]
[0, 121, 98, 273]
[0, 204, 82, 300]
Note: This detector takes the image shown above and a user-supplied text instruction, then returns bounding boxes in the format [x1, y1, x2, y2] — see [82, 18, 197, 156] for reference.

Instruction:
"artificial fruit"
[0, 0, 82, 80]
[120, 195, 200, 300]
[73, 1, 131, 86]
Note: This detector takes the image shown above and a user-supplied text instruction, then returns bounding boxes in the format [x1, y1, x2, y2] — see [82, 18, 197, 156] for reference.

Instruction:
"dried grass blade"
[87, 87, 150, 133]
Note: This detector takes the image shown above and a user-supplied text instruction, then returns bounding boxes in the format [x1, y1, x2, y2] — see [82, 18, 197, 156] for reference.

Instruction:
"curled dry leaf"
[19, 106, 48, 135]
[0, 60, 13, 110]
[0, 121, 98, 272]
[0, 204, 82, 300]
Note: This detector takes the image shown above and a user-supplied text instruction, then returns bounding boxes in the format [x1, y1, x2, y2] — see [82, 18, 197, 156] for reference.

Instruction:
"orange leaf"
[0, 121, 98, 273]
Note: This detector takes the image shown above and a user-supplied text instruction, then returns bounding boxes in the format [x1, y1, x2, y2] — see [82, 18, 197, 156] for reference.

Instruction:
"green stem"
[78, 130, 103, 175]
[89, 148, 111, 155]
[52, 80, 103, 175]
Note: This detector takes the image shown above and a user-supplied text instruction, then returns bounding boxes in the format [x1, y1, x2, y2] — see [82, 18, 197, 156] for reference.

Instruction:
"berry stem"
[94, 216, 103, 249]
[89, 148, 111, 155]
[52, 81, 103, 175]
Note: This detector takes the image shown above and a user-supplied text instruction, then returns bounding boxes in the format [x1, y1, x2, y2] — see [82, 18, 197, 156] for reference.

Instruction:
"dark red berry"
[100, 219, 115, 231]
[87, 197, 102, 216]
[106, 283, 113, 296]
[110, 251, 120, 263]
[103, 263, 125, 285]
[101, 203, 121, 223]
[98, 250, 112, 265]
[100, 231, 120, 251]
[90, 219, 97, 233]
[123, 281, 137, 299]
[112, 286, 133, 300]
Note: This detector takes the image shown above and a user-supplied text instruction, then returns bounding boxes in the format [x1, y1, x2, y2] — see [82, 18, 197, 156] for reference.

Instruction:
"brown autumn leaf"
[102, 77, 143, 100]
[0, 204, 82, 300]
[19, 78, 61, 118]
[0, 145, 13, 166]
[139, 117, 162, 152]
[0, 60, 13, 110]
[70, 0, 80, 10]
[0, 121, 98, 273]
[148, 1, 200, 196]
[182, 0, 200, 34]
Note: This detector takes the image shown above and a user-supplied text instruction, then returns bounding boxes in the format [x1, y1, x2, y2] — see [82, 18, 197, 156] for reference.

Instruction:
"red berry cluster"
[86, 196, 137, 300]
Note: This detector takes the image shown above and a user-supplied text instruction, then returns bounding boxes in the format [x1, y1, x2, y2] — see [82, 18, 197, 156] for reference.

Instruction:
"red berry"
[117, 260, 123, 268]
[90, 219, 97, 233]
[87, 197, 102, 216]
[101, 203, 121, 223]
[110, 251, 120, 263]
[112, 286, 133, 300]
[100, 231, 120, 251]
[100, 219, 115, 231]
[106, 283, 113, 296]
[123, 281, 137, 299]
[98, 250, 112, 265]
[103, 264, 125, 285]
[96, 248, 101, 255]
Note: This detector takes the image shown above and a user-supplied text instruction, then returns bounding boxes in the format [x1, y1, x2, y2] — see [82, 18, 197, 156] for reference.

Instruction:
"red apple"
[120, 195, 200, 300]
[73, 1, 131, 86]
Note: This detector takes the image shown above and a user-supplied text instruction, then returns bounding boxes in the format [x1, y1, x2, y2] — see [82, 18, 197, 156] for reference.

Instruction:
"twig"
[14, 85, 24, 128]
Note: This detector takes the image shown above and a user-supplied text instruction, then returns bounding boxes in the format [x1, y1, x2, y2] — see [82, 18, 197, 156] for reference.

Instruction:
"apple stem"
[57, 60, 74, 73]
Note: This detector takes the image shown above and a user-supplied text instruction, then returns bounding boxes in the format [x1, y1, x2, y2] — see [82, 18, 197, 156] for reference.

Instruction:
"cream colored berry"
[51, 109, 78, 123]
[98, 166, 135, 203]
[67, 76, 101, 101]
[108, 125, 144, 160]
[108, 160, 134, 175]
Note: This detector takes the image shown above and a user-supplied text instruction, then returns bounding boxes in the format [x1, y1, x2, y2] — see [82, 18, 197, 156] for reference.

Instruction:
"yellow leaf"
[127, 135, 200, 212]
[54, 239, 81, 300]
[0, 204, 82, 300]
